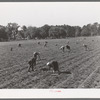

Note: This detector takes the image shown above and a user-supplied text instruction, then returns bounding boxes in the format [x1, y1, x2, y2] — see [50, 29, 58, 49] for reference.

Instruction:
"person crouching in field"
[18, 43, 21, 47]
[28, 57, 37, 72]
[33, 52, 41, 60]
[44, 41, 48, 47]
[28, 52, 40, 72]
[83, 44, 88, 51]
[46, 61, 60, 74]
[38, 42, 40, 45]
[66, 45, 71, 52]
[10, 47, 13, 51]
[60, 46, 65, 53]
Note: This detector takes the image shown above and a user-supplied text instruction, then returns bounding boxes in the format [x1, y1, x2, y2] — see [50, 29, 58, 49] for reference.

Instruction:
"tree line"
[0, 22, 100, 41]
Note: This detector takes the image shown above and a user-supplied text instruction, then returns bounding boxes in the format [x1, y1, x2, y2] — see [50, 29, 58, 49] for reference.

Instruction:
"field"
[0, 36, 100, 88]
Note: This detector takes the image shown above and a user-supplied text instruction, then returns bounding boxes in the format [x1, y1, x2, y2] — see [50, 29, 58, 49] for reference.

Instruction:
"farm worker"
[28, 52, 40, 72]
[18, 43, 21, 47]
[66, 45, 71, 52]
[28, 57, 37, 72]
[46, 60, 60, 74]
[33, 52, 41, 60]
[44, 41, 48, 47]
[38, 42, 40, 45]
[10, 47, 13, 51]
[60, 46, 65, 52]
[83, 44, 88, 51]
[45, 41, 48, 44]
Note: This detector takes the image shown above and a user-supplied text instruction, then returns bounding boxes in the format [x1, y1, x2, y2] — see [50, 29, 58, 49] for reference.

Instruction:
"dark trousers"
[28, 59, 36, 71]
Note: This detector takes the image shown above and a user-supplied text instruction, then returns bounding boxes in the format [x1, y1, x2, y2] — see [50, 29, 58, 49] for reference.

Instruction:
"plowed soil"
[0, 36, 100, 88]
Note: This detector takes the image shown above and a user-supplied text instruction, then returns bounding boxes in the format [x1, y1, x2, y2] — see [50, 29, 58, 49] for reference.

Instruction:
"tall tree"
[6, 23, 20, 40]
[62, 25, 76, 37]
[0, 25, 8, 41]
[91, 22, 99, 36]
[40, 24, 51, 38]
[26, 26, 41, 39]
[74, 26, 82, 37]
[81, 24, 91, 36]
[49, 26, 66, 38]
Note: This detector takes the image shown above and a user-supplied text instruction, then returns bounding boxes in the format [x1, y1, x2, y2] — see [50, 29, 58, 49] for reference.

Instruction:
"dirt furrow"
[29, 49, 100, 88]
[50, 56, 100, 88]
[0, 41, 99, 88]
[24, 48, 100, 88]
[36, 51, 100, 88]
[53, 54, 100, 88]
[78, 67, 100, 88]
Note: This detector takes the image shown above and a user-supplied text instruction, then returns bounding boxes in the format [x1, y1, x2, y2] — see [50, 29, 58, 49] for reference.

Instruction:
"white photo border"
[0, 1, 100, 99]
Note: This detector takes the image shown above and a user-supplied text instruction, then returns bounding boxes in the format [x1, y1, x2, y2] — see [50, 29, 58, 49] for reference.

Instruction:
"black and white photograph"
[0, 2, 100, 95]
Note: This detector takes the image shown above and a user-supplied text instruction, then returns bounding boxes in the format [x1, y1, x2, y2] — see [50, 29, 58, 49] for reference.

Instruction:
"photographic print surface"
[0, 2, 100, 89]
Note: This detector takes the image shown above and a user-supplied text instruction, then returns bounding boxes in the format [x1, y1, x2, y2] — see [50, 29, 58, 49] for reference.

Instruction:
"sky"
[0, 2, 100, 27]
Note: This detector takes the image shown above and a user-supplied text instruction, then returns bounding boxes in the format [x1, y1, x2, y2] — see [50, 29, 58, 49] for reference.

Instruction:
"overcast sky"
[0, 2, 100, 27]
